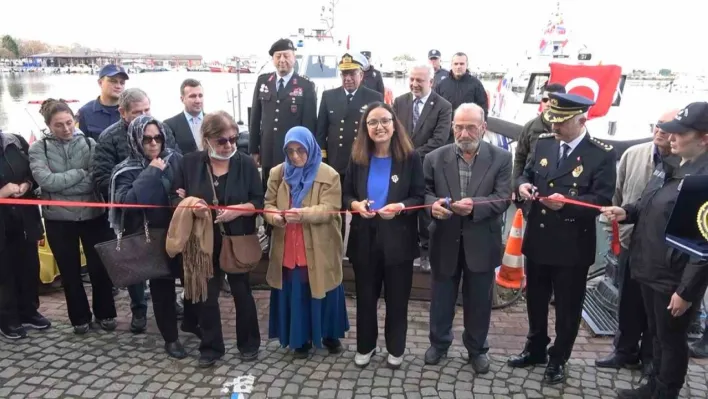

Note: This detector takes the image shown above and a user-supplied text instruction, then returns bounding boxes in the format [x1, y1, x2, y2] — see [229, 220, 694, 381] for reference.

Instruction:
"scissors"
[441, 197, 452, 210]
[364, 199, 372, 212]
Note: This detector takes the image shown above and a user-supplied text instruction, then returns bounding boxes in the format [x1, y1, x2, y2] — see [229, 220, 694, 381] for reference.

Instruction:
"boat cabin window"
[295, 55, 339, 79]
[523, 72, 628, 107]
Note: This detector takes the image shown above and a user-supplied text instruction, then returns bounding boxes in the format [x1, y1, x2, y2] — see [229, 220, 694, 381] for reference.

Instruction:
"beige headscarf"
[166, 197, 214, 302]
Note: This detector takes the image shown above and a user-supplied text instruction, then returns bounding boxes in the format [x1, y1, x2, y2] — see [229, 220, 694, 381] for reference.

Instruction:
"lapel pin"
[391, 175, 399, 183]
[540, 158, 548, 167]
[572, 165, 583, 178]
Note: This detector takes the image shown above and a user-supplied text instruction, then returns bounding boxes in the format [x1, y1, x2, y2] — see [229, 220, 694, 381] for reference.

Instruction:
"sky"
[3, 0, 706, 73]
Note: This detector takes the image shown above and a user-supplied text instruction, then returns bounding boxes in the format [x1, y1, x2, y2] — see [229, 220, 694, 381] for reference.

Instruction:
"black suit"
[516, 132, 616, 363]
[362, 67, 385, 96]
[164, 112, 199, 154]
[393, 91, 452, 254]
[423, 142, 512, 355]
[249, 72, 317, 191]
[342, 153, 424, 357]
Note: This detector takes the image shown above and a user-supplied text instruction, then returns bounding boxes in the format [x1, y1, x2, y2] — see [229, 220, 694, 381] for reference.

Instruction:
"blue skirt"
[269, 266, 349, 350]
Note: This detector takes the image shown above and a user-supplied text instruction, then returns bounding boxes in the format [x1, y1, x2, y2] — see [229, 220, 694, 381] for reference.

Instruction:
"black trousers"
[614, 247, 652, 362]
[198, 262, 261, 358]
[44, 217, 116, 326]
[0, 227, 40, 327]
[429, 244, 494, 355]
[352, 237, 413, 357]
[642, 284, 699, 395]
[525, 259, 590, 363]
[417, 209, 431, 253]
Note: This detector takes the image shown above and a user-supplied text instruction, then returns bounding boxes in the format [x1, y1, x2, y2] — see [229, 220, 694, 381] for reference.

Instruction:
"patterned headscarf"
[126, 115, 166, 166]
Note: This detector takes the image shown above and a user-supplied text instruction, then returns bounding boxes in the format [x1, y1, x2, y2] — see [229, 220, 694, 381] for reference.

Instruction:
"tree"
[1, 35, 20, 58]
[393, 54, 415, 62]
[19, 40, 49, 57]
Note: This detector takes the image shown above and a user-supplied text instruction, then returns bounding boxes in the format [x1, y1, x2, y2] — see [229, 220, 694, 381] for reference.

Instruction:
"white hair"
[454, 103, 485, 121]
[409, 64, 434, 81]
[119, 88, 149, 112]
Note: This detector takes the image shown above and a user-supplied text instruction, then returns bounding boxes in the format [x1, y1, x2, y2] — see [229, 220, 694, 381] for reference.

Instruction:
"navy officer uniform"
[509, 93, 617, 384]
[76, 64, 127, 141]
[360, 51, 385, 96]
[249, 38, 317, 191]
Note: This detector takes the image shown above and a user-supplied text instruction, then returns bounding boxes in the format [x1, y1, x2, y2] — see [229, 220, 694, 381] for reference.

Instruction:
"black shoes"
[240, 350, 259, 362]
[130, 313, 147, 334]
[323, 338, 343, 354]
[97, 318, 117, 331]
[543, 361, 566, 385]
[198, 353, 220, 368]
[293, 343, 312, 359]
[595, 352, 642, 369]
[180, 322, 202, 339]
[165, 341, 187, 359]
[0, 324, 28, 340]
[424, 346, 447, 365]
[507, 351, 548, 368]
[20, 313, 51, 330]
[468, 353, 490, 374]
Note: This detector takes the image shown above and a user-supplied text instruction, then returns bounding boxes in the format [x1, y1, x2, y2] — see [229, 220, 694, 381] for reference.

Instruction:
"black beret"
[269, 38, 295, 56]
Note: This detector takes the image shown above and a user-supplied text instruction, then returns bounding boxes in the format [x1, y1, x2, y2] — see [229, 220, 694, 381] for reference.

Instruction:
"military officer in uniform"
[509, 93, 617, 385]
[316, 52, 383, 239]
[360, 51, 385, 96]
[249, 38, 318, 191]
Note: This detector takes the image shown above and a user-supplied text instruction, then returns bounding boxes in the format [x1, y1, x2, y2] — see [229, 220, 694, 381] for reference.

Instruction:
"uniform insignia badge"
[540, 158, 548, 167]
[291, 105, 298, 113]
[697, 201, 708, 241]
[268, 74, 274, 82]
[293, 78, 298, 85]
[430, 101, 434, 105]
[289, 88, 303, 97]
[568, 188, 579, 197]
[572, 165, 583, 177]
[373, 72, 377, 77]
[391, 175, 399, 183]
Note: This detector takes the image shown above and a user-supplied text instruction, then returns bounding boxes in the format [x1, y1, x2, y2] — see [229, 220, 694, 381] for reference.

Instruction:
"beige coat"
[263, 162, 343, 299]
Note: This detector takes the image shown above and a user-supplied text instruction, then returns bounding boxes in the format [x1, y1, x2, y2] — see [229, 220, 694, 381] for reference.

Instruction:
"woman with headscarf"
[264, 126, 349, 358]
[110, 114, 185, 359]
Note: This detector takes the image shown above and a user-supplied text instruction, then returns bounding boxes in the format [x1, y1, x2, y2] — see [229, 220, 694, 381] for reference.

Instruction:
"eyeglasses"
[285, 147, 308, 156]
[366, 118, 393, 128]
[453, 124, 483, 134]
[142, 135, 164, 145]
[215, 136, 238, 146]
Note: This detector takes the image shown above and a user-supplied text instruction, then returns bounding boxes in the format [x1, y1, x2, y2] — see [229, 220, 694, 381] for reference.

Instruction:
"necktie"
[277, 78, 284, 93]
[558, 143, 571, 167]
[191, 117, 202, 150]
[347, 92, 353, 102]
[412, 98, 421, 129]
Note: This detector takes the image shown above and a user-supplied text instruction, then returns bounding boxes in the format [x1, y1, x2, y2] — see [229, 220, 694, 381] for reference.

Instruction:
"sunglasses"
[142, 135, 164, 145]
[215, 136, 238, 146]
[541, 97, 550, 103]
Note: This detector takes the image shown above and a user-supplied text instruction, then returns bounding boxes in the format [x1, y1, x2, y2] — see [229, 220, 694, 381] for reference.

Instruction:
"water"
[1, 72, 706, 142]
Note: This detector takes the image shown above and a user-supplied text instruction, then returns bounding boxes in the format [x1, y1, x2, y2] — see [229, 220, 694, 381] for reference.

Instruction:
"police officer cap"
[268, 38, 295, 56]
[428, 49, 441, 59]
[657, 102, 708, 134]
[99, 64, 129, 80]
[544, 92, 595, 124]
[361, 51, 371, 59]
[338, 52, 366, 71]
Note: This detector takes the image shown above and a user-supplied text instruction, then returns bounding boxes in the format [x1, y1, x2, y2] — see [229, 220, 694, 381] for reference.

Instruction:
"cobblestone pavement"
[1, 287, 707, 398]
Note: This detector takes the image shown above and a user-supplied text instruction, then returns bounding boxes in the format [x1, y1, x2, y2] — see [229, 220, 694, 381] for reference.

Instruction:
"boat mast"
[319, 0, 338, 41]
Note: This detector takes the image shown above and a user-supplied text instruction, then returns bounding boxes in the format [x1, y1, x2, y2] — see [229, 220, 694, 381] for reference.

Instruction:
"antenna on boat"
[319, 0, 339, 41]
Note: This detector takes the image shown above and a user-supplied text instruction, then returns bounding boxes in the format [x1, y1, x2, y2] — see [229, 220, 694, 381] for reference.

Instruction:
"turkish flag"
[548, 63, 622, 119]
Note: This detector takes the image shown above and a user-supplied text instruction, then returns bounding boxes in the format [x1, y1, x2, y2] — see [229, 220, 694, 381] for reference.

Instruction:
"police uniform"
[428, 49, 448, 88]
[76, 64, 128, 141]
[360, 51, 385, 96]
[249, 38, 317, 191]
[315, 53, 384, 175]
[509, 93, 617, 384]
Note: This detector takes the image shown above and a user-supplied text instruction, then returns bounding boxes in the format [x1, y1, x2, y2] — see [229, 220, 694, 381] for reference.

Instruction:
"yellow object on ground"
[37, 235, 87, 284]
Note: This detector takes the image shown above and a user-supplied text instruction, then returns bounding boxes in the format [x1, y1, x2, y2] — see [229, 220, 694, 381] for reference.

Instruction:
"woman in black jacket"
[0, 132, 50, 339]
[603, 102, 708, 399]
[171, 111, 263, 368]
[111, 115, 185, 358]
[343, 102, 425, 368]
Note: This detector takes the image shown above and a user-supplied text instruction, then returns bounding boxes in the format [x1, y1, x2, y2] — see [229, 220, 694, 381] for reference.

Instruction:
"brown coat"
[263, 162, 343, 299]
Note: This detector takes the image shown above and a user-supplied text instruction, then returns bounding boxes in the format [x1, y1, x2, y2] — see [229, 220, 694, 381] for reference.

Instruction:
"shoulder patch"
[589, 136, 613, 152]
[538, 133, 555, 139]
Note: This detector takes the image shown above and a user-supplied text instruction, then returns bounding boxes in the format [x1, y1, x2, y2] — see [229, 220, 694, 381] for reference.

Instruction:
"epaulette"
[589, 136, 613, 151]
[538, 133, 555, 139]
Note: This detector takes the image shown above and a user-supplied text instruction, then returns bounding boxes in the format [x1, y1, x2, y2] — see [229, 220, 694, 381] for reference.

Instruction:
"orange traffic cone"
[496, 209, 525, 289]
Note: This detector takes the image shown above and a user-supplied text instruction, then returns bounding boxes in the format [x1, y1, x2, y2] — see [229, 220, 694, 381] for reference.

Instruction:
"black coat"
[342, 153, 425, 265]
[624, 153, 708, 302]
[362, 67, 385, 96]
[164, 112, 199, 155]
[434, 71, 489, 119]
[248, 72, 317, 171]
[170, 151, 263, 236]
[0, 133, 43, 252]
[517, 133, 616, 267]
[392, 91, 452, 158]
[316, 86, 384, 174]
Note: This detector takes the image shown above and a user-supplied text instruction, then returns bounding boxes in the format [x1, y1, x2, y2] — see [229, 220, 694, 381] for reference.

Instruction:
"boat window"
[302, 55, 339, 79]
[523, 73, 550, 104]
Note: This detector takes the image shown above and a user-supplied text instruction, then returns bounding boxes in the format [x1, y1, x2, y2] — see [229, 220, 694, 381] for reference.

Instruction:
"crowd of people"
[0, 37, 707, 399]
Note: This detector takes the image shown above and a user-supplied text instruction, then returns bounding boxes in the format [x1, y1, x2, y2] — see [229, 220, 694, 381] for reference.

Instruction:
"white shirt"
[185, 110, 204, 150]
[344, 88, 357, 97]
[276, 70, 294, 89]
[559, 130, 586, 159]
[413, 91, 431, 115]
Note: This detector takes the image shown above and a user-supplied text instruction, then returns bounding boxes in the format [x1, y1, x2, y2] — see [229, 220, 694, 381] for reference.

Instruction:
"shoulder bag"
[94, 210, 171, 287]
[207, 163, 262, 274]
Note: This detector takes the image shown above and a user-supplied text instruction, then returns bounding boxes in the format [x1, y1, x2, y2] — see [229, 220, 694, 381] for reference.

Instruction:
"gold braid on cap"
[698, 201, 708, 242]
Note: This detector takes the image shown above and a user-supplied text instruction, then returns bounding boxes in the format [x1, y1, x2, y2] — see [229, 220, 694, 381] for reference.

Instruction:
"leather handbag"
[94, 211, 171, 287]
[207, 164, 261, 274]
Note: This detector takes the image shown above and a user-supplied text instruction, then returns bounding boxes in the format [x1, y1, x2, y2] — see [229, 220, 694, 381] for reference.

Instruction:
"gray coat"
[423, 142, 512, 277]
[29, 132, 104, 222]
